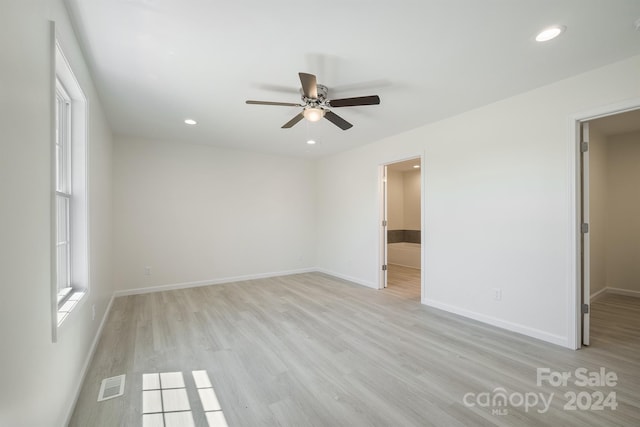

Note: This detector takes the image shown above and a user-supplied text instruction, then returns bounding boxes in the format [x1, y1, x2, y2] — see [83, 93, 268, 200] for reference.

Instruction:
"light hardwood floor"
[70, 273, 640, 426]
[385, 264, 421, 300]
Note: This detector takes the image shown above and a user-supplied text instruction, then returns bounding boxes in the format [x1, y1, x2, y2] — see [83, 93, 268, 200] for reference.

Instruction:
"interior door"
[380, 165, 388, 289]
[581, 121, 591, 346]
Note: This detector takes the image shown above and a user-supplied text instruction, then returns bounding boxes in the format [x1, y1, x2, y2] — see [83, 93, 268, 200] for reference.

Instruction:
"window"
[53, 40, 88, 333]
[55, 82, 72, 303]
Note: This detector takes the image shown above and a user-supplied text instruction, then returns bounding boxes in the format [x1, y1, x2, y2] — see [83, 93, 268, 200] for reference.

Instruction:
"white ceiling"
[65, 0, 640, 158]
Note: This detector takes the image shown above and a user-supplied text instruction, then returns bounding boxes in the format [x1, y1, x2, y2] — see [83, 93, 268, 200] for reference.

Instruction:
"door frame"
[378, 156, 424, 298]
[580, 121, 591, 347]
[378, 164, 388, 289]
[569, 98, 640, 349]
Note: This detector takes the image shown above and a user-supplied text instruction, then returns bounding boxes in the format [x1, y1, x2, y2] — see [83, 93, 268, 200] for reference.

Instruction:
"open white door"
[581, 121, 591, 346]
[380, 165, 388, 288]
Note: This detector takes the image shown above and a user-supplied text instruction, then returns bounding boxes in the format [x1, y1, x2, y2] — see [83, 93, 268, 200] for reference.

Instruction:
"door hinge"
[382, 264, 387, 271]
[382, 220, 387, 227]
[581, 223, 589, 233]
[582, 303, 589, 314]
[581, 141, 589, 152]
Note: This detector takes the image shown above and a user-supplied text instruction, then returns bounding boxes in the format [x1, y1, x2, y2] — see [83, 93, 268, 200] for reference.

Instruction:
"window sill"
[57, 286, 73, 305]
[57, 290, 86, 326]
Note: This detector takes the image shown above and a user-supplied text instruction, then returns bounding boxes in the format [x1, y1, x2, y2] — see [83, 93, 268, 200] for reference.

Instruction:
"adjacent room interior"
[3, 1, 640, 426]
[383, 158, 422, 301]
[584, 109, 640, 346]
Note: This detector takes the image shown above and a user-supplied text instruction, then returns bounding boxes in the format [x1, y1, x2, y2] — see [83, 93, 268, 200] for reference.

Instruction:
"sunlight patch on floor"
[141, 370, 227, 427]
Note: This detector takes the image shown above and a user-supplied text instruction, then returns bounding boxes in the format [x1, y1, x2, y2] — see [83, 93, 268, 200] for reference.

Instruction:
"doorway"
[578, 107, 640, 347]
[380, 157, 422, 301]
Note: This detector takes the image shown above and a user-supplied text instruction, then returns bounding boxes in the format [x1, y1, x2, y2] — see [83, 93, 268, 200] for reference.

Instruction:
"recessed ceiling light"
[413, 165, 420, 169]
[306, 139, 316, 145]
[536, 25, 566, 42]
[184, 119, 197, 125]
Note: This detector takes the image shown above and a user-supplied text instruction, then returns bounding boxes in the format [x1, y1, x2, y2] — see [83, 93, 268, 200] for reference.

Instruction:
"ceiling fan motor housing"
[301, 84, 329, 109]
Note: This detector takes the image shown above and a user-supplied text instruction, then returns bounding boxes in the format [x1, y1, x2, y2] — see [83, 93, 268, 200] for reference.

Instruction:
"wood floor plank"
[69, 272, 640, 426]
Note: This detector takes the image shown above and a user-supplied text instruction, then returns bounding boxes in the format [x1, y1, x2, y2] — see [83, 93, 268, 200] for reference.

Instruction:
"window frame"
[55, 81, 73, 303]
[51, 30, 90, 341]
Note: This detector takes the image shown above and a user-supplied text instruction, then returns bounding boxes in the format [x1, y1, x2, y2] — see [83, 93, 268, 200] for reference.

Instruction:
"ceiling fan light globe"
[303, 108, 325, 122]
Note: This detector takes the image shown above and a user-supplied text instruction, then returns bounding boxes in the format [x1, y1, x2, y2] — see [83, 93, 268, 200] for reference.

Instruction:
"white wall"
[317, 54, 640, 347]
[387, 169, 420, 231]
[403, 169, 421, 230]
[113, 137, 316, 292]
[386, 169, 404, 229]
[606, 130, 640, 293]
[587, 127, 640, 296]
[0, 1, 114, 426]
[588, 127, 608, 295]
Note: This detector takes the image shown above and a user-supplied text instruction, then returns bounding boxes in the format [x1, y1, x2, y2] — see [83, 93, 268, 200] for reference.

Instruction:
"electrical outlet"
[493, 288, 502, 301]
[144, 266, 151, 276]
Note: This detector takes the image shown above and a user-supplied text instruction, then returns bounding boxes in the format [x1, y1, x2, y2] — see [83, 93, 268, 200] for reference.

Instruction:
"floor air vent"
[97, 374, 126, 402]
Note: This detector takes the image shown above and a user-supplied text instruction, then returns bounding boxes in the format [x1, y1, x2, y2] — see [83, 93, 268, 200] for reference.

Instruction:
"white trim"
[607, 288, 640, 298]
[568, 97, 640, 350]
[53, 32, 91, 340]
[113, 268, 317, 297]
[378, 164, 387, 290]
[590, 287, 608, 301]
[593, 287, 640, 299]
[423, 298, 570, 348]
[569, 98, 640, 123]
[49, 21, 58, 342]
[314, 269, 378, 289]
[63, 295, 115, 426]
[420, 152, 426, 301]
[388, 262, 421, 270]
[568, 116, 583, 350]
[582, 121, 591, 346]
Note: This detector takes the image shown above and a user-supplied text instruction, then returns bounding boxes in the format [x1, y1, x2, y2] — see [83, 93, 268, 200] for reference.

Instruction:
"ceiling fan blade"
[324, 111, 353, 130]
[246, 100, 301, 107]
[299, 72, 318, 99]
[281, 112, 304, 128]
[329, 95, 380, 107]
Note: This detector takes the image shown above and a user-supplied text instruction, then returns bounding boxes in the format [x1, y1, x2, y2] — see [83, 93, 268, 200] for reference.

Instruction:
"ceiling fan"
[246, 72, 380, 130]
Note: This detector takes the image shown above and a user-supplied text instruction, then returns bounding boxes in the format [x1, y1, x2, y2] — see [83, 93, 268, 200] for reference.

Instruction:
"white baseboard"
[423, 299, 570, 348]
[113, 268, 317, 297]
[388, 262, 421, 270]
[315, 268, 378, 289]
[64, 294, 115, 426]
[597, 287, 640, 299]
[607, 287, 640, 298]
[590, 287, 609, 301]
